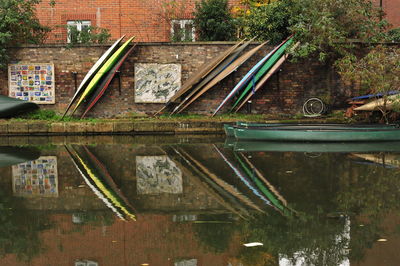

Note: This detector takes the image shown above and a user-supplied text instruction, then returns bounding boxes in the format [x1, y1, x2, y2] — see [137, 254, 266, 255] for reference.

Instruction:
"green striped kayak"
[232, 37, 294, 109]
[233, 124, 400, 142]
[72, 36, 135, 115]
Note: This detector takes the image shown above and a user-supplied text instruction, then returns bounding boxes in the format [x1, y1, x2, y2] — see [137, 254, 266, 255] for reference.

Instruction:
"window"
[67, 20, 91, 43]
[171, 20, 195, 42]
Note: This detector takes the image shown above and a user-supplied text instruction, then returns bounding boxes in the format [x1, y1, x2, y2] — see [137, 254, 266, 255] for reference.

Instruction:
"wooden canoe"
[81, 43, 137, 118]
[170, 39, 254, 114]
[174, 41, 267, 114]
[71, 36, 135, 116]
[62, 36, 125, 118]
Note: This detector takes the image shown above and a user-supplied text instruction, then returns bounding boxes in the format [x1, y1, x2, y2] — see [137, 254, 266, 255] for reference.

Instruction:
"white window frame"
[67, 20, 91, 43]
[171, 19, 195, 42]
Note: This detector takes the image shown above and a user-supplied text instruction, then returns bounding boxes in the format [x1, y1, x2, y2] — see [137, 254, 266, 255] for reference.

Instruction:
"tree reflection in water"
[0, 188, 51, 262]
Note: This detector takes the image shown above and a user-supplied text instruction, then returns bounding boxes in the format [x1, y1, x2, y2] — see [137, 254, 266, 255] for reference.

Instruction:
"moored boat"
[224, 122, 389, 137]
[232, 124, 400, 142]
[0, 95, 38, 118]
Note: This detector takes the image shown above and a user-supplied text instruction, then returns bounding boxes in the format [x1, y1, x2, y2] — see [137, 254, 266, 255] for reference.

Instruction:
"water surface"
[0, 135, 399, 266]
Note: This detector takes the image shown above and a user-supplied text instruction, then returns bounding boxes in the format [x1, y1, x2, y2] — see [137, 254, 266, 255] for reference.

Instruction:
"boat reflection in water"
[227, 138, 400, 153]
[0, 146, 40, 167]
[0, 137, 399, 265]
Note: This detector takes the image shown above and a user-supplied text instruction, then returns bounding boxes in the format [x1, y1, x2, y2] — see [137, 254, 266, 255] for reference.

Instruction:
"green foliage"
[387, 27, 400, 42]
[193, 0, 237, 41]
[241, 0, 293, 44]
[13, 109, 103, 122]
[0, 0, 50, 68]
[66, 25, 111, 47]
[19, 109, 58, 120]
[336, 45, 400, 122]
[289, 0, 389, 61]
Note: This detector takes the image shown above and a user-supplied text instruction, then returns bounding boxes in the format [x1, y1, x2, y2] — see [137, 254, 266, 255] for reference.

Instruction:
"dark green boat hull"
[233, 124, 400, 142]
[0, 95, 38, 118]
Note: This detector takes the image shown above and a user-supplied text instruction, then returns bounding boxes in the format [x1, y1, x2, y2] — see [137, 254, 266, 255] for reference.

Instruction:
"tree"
[238, 0, 292, 44]
[0, 0, 50, 68]
[193, 0, 237, 41]
[336, 45, 400, 123]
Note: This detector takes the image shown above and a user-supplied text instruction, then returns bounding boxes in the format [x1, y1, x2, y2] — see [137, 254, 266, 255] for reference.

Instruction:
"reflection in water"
[136, 155, 182, 194]
[65, 145, 136, 221]
[0, 146, 40, 167]
[12, 156, 58, 197]
[0, 137, 399, 265]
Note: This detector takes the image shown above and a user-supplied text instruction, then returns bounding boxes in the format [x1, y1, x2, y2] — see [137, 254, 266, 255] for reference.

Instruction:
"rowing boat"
[224, 122, 392, 137]
[62, 36, 125, 118]
[232, 124, 400, 142]
[224, 122, 293, 137]
[0, 95, 38, 118]
[71, 36, 135, 115]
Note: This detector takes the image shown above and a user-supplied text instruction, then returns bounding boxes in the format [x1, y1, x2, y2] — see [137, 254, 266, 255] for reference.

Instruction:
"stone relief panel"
[134, 63, 181, 103]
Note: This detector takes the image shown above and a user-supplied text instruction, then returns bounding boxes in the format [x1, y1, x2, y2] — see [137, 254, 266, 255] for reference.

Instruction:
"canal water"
[0, 135, 399, 266]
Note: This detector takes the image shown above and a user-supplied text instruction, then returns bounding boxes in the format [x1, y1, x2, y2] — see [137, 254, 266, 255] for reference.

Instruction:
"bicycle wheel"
[303, 98, 326, 117]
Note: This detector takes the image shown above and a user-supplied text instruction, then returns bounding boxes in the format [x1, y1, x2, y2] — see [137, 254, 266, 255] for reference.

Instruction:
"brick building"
[35, 0, 400, 44]
[35, 0, 241, 43]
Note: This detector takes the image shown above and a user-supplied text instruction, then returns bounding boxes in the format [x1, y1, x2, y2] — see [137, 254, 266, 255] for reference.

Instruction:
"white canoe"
[354, 94, 400, 111]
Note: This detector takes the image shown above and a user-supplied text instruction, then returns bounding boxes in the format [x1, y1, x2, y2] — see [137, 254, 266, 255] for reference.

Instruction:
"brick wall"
[36, 0, 242, 43]
[0, 42, 351, 118]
